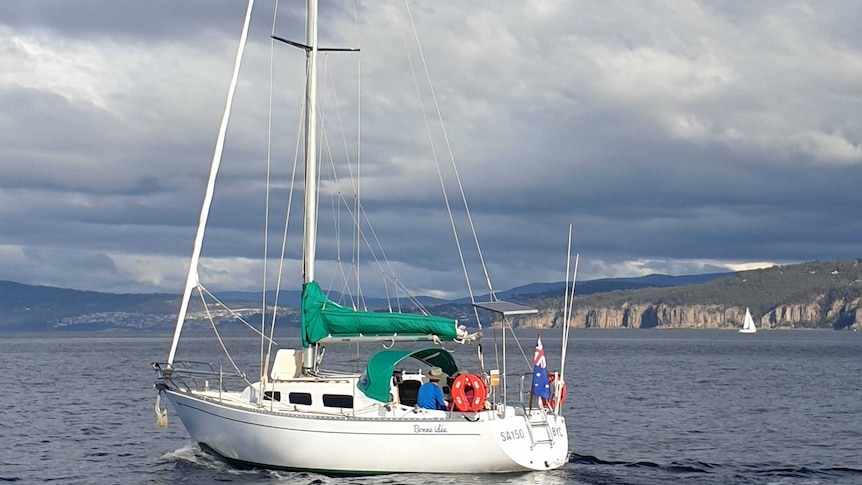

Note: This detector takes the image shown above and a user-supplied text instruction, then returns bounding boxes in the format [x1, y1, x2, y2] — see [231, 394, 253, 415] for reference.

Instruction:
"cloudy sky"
[2, 1, 861, 299]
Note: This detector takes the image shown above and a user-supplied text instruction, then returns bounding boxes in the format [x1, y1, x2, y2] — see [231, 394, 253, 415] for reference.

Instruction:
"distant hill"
[1, 260, 860, 332]
[495, 272, 733, 300]
[199, 273, 731, 310]
[0, 281, 181, 331]
[0, 272, 717, 332]
[516, 259, 862, 331]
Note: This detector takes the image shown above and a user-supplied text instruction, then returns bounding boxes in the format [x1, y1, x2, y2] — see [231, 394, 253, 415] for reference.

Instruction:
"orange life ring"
[451, 373, 487, 412]
[542, 373, 566, 408]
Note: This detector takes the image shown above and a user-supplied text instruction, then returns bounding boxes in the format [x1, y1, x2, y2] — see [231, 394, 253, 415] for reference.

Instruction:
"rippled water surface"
[2, 329, 861, 484]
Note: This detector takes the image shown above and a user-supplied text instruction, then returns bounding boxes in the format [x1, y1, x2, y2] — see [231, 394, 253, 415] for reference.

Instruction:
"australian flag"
[532, 335, 551, 400]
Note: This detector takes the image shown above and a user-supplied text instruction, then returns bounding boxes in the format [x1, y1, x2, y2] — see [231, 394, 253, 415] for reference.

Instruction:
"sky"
[1, 1, 861, 299]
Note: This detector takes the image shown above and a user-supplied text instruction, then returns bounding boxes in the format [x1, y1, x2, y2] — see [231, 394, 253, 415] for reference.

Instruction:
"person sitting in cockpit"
[416, 367, 448, 411]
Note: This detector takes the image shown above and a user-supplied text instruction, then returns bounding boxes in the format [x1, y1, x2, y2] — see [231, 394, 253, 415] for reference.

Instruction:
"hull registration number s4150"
[500, 428, 526, 442]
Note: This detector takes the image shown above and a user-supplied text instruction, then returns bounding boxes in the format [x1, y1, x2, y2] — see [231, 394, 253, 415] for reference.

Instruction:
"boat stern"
[488, 410, 568, 471]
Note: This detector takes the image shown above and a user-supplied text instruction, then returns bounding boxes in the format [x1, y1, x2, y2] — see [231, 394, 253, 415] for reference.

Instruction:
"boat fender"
[451, 373, 488, 412]
[155, 393, 168, 428]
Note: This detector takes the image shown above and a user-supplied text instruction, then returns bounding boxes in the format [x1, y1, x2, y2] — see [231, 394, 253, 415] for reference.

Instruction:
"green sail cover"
[301, 281, 459, 347]
[358, 348, 459, 403]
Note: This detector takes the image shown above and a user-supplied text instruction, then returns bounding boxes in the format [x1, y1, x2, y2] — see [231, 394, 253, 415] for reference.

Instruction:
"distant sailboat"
[739, 307, 757, 334]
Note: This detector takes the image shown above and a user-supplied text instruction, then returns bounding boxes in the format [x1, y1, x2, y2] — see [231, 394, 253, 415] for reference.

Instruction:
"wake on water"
[569, 452, 862, 484]
[161, 445, 331, 482]
[161, 444, 573, 484]
[160, 445, 862, 484]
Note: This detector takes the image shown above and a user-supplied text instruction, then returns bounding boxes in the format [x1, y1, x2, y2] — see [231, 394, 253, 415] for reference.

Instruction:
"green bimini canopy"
[301, 281, 459, 347]
[358, 348, 459, 403]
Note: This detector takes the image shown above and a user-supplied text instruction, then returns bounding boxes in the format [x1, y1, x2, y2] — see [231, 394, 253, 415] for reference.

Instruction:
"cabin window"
[263, 391, 281, 401]
[289, 392, 312, 405]
[322, 394, 354, 408]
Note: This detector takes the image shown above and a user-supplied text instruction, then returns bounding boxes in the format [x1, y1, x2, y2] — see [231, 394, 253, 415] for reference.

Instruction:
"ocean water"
[2, 329, 861, 484]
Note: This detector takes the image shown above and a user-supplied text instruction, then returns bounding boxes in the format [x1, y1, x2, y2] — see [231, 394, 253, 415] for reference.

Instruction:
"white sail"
[739, 307, 757, 333]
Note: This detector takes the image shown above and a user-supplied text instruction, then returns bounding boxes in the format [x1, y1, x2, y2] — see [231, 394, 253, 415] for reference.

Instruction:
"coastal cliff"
[518, 298, 862, 330]
[511, 260, 862, 330]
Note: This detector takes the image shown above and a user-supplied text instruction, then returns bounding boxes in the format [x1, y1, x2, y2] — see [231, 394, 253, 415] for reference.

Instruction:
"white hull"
[155, 1, 573, 476]
[165, 390, 568, 474]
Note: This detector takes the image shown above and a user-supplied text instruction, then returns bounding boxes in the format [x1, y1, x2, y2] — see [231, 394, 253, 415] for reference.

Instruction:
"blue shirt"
[417, 381, 447, 410]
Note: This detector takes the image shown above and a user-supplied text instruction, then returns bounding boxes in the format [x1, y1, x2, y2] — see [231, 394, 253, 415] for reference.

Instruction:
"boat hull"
[164, 390, 568, 474]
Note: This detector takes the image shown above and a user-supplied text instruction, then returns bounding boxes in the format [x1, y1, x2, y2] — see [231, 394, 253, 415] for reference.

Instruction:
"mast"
[302, 0, 320, 370]
[167, 0, 255, 365]
[302, 0, 319, 284]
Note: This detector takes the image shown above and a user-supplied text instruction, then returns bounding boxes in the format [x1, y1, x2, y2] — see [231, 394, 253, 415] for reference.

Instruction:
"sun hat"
[428, 367, 444, 381]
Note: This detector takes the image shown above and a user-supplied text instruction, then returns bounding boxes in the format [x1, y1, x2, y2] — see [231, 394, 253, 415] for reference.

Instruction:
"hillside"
[0, 281, 180, 331]
[515, 259, 862, 330]
[1, 259, 860, 331]
[0, 272, 710, 332]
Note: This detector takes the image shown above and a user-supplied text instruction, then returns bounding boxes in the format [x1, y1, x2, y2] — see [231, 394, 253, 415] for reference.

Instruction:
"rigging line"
[558, 224, 573, 410]
[330, 194, 399, 310]
[197, 287, 253, 386]
[327, 180, 358, 310]
[378, 272, 431, 315]
[266, 96, 306, 369]
[492, 315, 500, 376]
[405, 0, 495, 302]
[310, 51, 329, 283]
[199, 285, 278, 346]
[471, 304, 483, 332]
[321, 115, 345, 304]
[336, 193, 434, 315]
[561, 252, 579, 382]
[358, 206, 413, 312]
[315, 10, 361, 309]
[318, 86, 360, 311]
[351, 196, 408, 313]
[355, 204, 395, 311]
[329, 186, 347, 305]
[326, 182, 402, 313]
[389, 275, 398, 314]
[260, 0, 280, 395]
[403, 1, 476, 305]
[566, 254, 579, 336]
[506, 322, 532, 369]
[317, 149, 403, 313]
[562, 224, 572, 350]
[322, 58, 359, 301]
[355, 202, 400, 311]
[167, 0, 255, 365]
[310, 171, 433, 316]
[560, 223, 572, 375]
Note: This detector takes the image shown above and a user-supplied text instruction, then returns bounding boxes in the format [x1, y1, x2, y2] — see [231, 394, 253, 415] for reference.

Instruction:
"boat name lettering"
[500, 428, 526, 441]
[413, 424, 448, 434]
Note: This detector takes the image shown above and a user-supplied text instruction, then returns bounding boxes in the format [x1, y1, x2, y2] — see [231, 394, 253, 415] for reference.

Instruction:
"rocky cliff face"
[501, 259, 862, 331]
[516, 296, 862, 330]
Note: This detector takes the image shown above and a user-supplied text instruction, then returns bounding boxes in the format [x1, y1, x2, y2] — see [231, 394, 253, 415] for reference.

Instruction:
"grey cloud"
[1, 1, 861, 296]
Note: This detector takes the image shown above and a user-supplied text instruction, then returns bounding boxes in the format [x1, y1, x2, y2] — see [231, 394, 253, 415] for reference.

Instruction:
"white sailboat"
[739, 307, 757, 334]
[153, 0, 569, 474]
